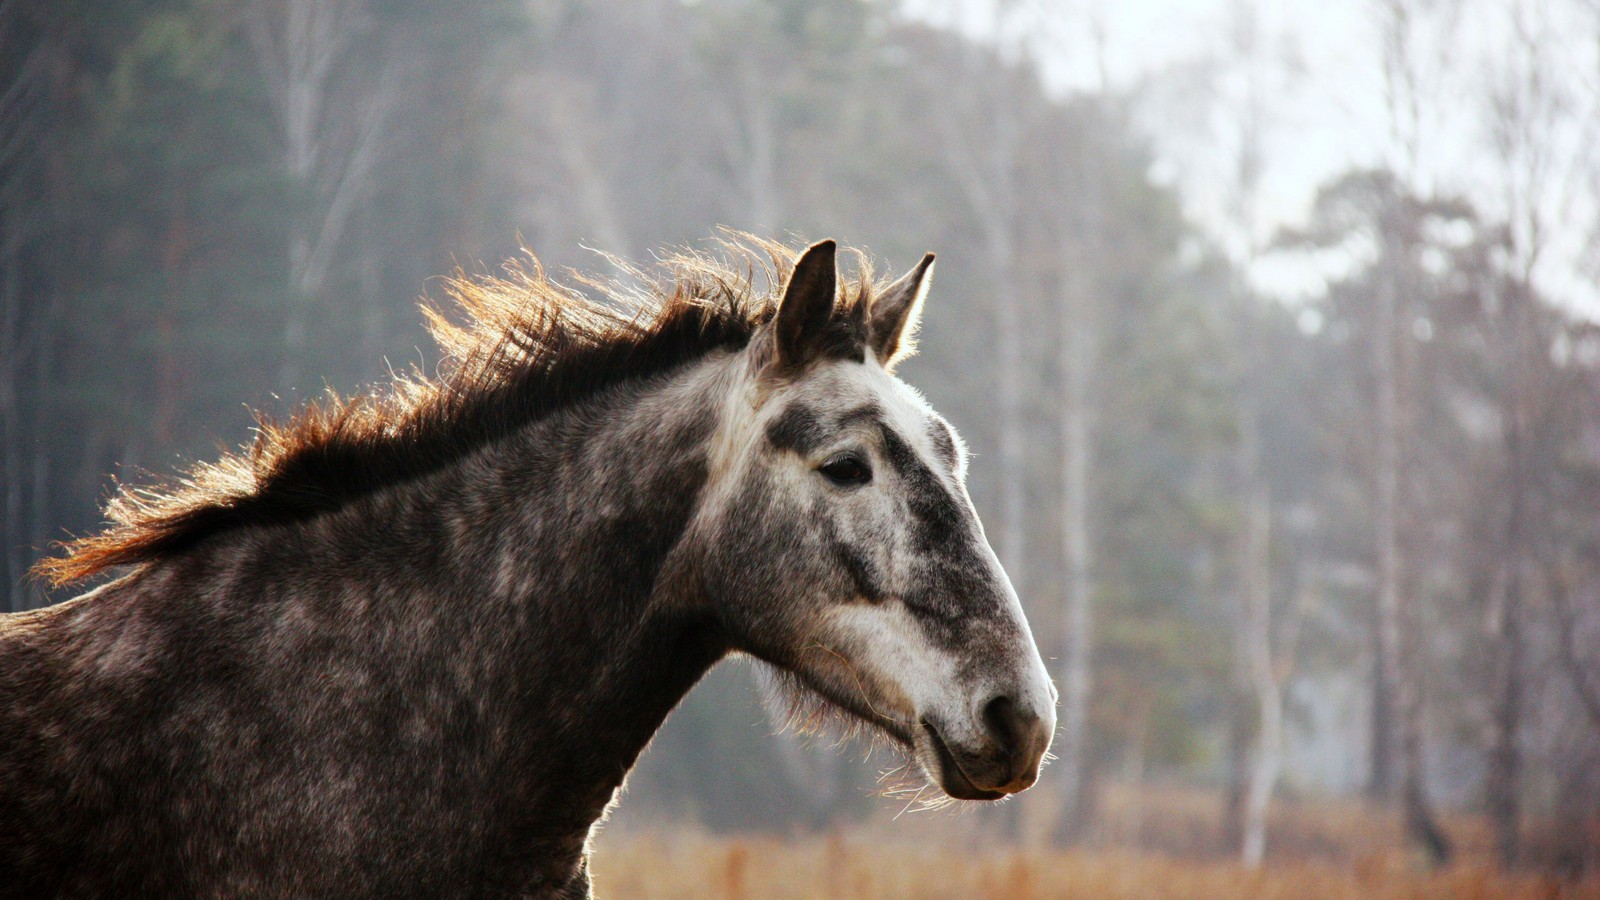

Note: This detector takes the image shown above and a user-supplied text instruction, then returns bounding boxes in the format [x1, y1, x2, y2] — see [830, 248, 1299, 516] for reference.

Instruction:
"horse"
[1, 238, 1056, 898]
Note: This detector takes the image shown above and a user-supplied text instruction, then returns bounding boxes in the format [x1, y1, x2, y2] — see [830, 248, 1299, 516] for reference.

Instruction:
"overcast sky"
[902, 0, 1599, 316]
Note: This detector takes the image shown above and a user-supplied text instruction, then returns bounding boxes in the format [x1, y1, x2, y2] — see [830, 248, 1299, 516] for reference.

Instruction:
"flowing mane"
[36, 236, 880, 586]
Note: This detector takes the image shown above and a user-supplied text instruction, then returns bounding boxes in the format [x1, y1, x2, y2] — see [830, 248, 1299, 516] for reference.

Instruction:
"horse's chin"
[752, 658, 912, 746]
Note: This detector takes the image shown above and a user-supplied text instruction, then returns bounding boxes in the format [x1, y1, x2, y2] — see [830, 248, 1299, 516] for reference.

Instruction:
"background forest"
[4, 0, 1599, 889]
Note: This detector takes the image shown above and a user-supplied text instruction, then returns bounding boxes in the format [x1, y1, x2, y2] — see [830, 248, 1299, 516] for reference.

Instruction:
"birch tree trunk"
[1375, 230, 1451, 863]
[1367, 604, 1395, 798]
[1235, 462, 1309, 868]
[976, 135, 1026, 586]
[541, 85, 634, 258]
[1239, 482, 1278, 868]
[1372, 244, 1406, 806]
[1372, 0, 1453, 860]
[1486, 543, 1524, 868]
[1056, 244, 1096, 842]
[733, 52, 780, 234]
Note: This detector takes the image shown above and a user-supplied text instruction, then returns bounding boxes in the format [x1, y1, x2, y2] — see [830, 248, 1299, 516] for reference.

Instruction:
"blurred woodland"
[3, 0, 1600, 885]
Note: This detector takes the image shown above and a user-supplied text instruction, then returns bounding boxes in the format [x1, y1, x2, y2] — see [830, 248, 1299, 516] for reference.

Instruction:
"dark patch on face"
[765, 401, 890, 459]
[880, 429, 965, 553]
[831, 538, 886, 604]
[764, 403, 826, 456]
[874, 422, 1006, 647]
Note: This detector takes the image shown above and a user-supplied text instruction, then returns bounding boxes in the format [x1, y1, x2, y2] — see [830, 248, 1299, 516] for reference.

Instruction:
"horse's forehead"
[791, 361, 934, 434]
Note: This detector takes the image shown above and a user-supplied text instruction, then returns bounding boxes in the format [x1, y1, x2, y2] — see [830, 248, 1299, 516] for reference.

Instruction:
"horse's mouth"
[919, 719, 1008, 801]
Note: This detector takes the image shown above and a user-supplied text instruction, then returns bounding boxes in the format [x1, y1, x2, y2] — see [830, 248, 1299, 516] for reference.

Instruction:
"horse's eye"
[818, 452, 872, 487]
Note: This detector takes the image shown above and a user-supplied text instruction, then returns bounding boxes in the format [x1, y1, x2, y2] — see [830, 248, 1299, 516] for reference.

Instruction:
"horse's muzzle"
[922, 694, 1052, 800]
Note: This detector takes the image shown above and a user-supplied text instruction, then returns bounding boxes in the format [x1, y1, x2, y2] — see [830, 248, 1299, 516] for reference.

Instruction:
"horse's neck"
[366, 353, 733, 737]
[460, 357, 734, 760]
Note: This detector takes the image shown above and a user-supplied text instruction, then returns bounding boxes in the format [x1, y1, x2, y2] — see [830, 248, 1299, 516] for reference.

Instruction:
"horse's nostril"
[981, 694, 1028, 754]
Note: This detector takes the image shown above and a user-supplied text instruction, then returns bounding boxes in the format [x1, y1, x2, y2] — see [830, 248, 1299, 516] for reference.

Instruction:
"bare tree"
[1378, 193, 1455, 864]
[1049, 6, 1119, 847]
[1168, 1, 1311, 857]
[1371, 0, 1457, 863]
[1054, 211, 1098, 843]
[245, 0, 400, 393]
[918, 3, 1038, 589]
[1474, 0, 1588, 866]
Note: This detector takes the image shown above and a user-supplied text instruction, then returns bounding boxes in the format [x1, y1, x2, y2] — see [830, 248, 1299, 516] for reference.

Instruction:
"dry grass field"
[592, 836, 1595, 899]
[593, 786, 1600, 899]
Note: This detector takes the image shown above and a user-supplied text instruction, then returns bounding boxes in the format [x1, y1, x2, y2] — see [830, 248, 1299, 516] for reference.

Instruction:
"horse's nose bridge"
[963, 581, 1059, 758]
[915, 532, 1016, 618]
[912, 510, 1053, 733]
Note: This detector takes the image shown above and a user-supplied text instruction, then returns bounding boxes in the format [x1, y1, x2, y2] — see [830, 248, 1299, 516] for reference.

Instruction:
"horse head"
[686, 240, 1057, 800]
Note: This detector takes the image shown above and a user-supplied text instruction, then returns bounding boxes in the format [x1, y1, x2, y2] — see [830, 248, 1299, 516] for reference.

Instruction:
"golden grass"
[592, 785, 1599, 899]
[592, 832, 1597, 900]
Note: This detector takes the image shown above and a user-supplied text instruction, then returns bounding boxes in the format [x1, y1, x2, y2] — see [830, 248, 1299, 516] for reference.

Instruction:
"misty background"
[3, 0, 1599, 878]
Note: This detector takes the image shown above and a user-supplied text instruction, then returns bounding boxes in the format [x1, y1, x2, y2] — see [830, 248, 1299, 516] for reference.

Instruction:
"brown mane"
[35, 236, 880, 586]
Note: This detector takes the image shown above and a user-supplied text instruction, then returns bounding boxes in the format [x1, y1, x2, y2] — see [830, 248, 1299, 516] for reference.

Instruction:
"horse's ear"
[774, 239, 840, 371]
[869, 252, 935, 368]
